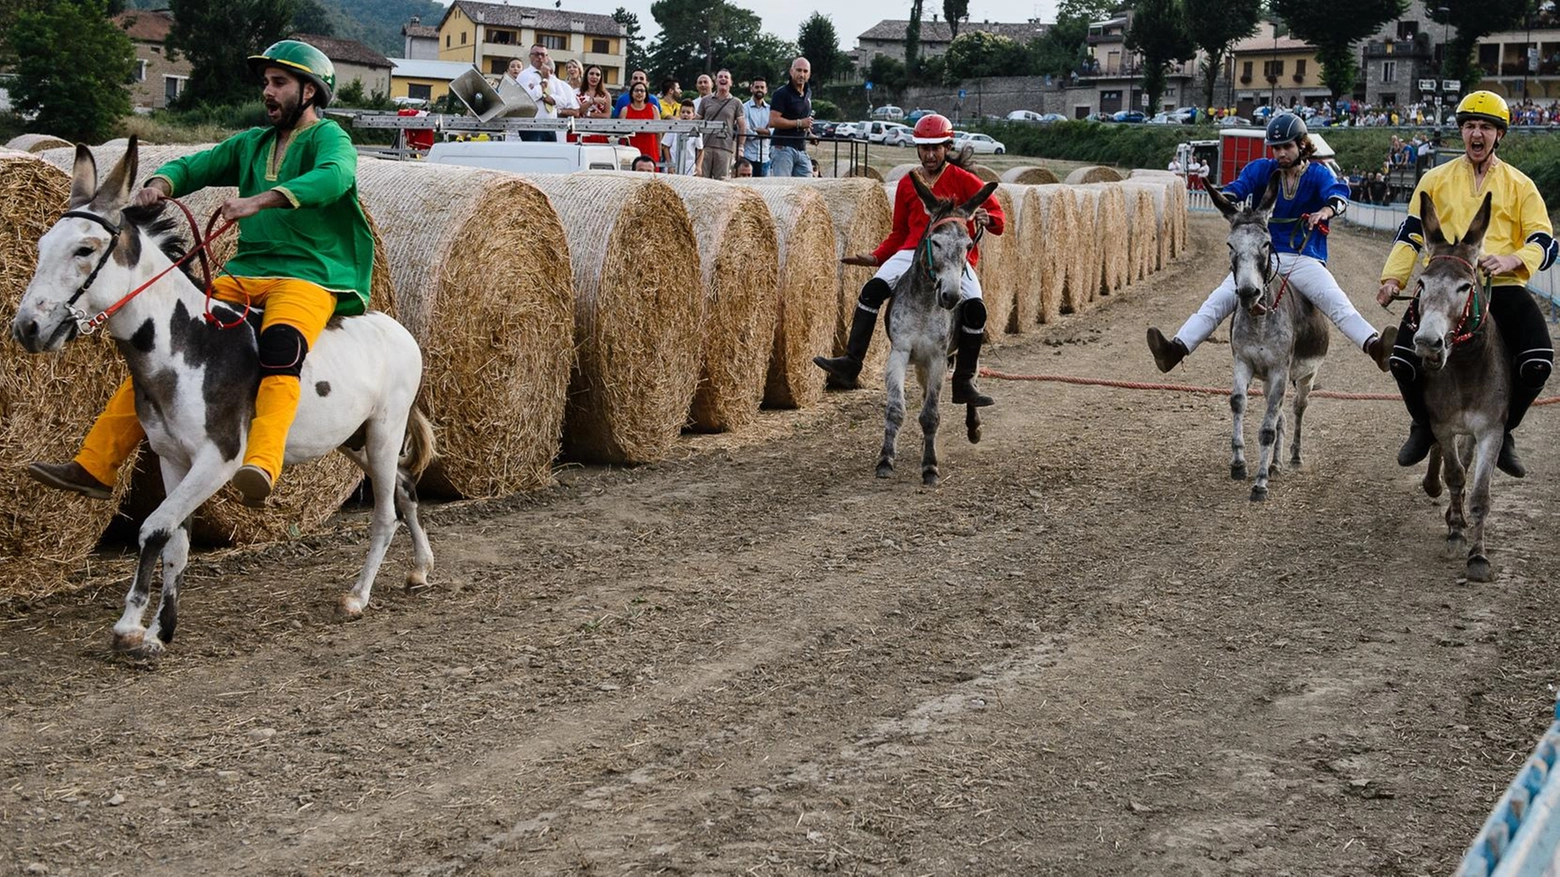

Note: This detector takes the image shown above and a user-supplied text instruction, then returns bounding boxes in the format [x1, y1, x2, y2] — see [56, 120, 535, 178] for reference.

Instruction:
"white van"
[870, 105, 905, 121]
[425, 140, 639, 173]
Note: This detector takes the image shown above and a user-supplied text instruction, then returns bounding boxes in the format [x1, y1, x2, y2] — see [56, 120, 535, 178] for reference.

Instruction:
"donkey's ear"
[68, 144, 97, 209]
[1256, 173, 1280, 215]
[89, 134, 139, 214]
[960, 181, 999, 216]
[1206, 184, 1238, 219]
[1419, 190, 1446, 246]
[909, 170, 939, 213]
[1463, 191, 1493, 250]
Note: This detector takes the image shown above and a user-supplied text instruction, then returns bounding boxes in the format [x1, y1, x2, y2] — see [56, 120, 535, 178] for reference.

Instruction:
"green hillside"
[119, 0, 448, 57]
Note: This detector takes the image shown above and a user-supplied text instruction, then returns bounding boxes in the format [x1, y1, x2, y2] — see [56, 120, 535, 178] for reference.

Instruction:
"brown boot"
[1364, 326, 1396, 372]
[27, 461, 112, 500]
[1146, 327, 1187, 373]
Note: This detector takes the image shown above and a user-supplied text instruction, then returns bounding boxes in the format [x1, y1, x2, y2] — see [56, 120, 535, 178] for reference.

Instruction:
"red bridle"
[1405, 253, 1488, 347]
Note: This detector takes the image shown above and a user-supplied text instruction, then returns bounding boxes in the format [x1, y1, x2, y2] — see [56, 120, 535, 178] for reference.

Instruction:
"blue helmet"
[1265, 113, 1308, 147]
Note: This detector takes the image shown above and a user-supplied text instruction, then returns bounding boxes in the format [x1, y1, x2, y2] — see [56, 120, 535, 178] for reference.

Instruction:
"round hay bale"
[998, 185, 1047, 331]
[884, 163, 920, 183]
[519, 172, 701, 463]
[1065, 186, 1101, 312]
[1167, 181, 1189, 258]
[843, 164, 884, 181]
[746, 177, 890, 382]
[660, 176, 779, 433]
[1129, 168, 1181, 180]
[1121, 179, 1173, 273]
[1064, 165, 1125, 184]
[1080, 183, 1129, 296]
[0, 153, 132, 601]
[6, 134, 72, 153]
[1000, 166, 1061, 185]
[747, 185, 837, 409]
[40, 145, 402, 542]
[968, 163, 1001, 183]
[1124, 186, 1157, 282]
[979, 186, 1018, 340]
[1029, 186, 1076, 324]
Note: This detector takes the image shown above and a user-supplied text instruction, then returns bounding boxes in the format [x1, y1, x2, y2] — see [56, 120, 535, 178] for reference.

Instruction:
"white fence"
[1185, 188, 1560, 319]
[1458, 698, 1560, 877]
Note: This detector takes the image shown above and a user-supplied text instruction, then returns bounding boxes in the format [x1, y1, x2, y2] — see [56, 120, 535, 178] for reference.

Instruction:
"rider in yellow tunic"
[28, 40, 375, 506]
[1377, 91, 1557, 477]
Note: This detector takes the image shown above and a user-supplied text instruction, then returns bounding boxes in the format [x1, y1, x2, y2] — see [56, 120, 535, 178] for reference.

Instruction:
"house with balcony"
[1227, 24, 1330, 116]
[436, 1, 627, 87]
[1473, 12, 1560, 103]
[1075, 11, 1196, 118]
[291, 33, 394, 98]
[113, 9, 193, 110]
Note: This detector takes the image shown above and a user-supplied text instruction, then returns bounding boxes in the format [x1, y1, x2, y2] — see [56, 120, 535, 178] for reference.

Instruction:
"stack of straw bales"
[1126, 170, 1188, 258]
[354, 159, 574, 492]
[979, 186, 1019, 340]
[1065, 166, 1125, 184]
[1124, 187, 1157, 281]
[0, 152, 129, 600]
[6, 134, 71, 153]
[1000, 166, 1060, 185]
[1028, 186, 1076, 324]
[39, 145, 402, 541]
[748, 177, 891, 383]
[1065, 187, 1101, 311]
[841, 164, 884, 181]
[749, 185, 838, 409]
[997, 185, 1046, 331]
[1121, 178, 1173, 272]
[660, 176, 779, 432]
[968, 164, 1001, 183]
[521, 172, 702, 463]
[1080, 184, 1129, 296]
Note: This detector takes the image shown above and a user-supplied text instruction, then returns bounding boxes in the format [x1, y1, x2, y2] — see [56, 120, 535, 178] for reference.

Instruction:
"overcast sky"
[449, 0, 1062, 53]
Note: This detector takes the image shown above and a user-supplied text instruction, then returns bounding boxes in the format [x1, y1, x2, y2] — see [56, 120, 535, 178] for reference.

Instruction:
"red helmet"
[912, 113, 955, 144]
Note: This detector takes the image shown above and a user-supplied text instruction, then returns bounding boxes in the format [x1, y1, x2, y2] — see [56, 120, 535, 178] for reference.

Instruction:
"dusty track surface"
[4, 215, 1559, 876]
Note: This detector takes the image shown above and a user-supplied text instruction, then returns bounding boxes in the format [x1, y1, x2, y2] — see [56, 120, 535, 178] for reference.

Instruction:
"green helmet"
[248, 39, 335, 108]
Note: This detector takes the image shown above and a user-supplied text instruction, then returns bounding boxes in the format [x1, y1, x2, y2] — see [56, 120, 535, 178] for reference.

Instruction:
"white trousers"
[872, 249, 984, 303]
[1173, 252, 1377, 352]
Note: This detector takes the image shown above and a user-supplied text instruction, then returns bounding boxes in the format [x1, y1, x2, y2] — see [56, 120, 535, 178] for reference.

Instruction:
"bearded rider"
[1376, 90, 1556, 477]
[813, 113, 1004, 406]
[28, 40, 375, 506]
[1146, 113, 1394, 374]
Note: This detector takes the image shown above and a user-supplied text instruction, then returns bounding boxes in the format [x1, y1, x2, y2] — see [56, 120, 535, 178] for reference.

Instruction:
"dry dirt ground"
[4, 214, 1560, 877]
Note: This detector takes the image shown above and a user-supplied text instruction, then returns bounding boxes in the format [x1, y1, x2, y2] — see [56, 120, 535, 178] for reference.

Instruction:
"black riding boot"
[1390, 341, 1435, 467]
[951, 332, 994, 406]
[814, 278, 890, 389]
[1490, 286, 1553, 478]
[1497, 381, 1544, 478]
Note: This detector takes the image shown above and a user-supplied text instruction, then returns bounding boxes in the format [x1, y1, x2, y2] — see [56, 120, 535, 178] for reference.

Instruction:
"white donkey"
[10, 141, 434, 657]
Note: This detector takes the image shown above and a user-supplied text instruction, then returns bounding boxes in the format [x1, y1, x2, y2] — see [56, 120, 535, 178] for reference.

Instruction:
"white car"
[883, 123, 916, 147]
[952, 132, 1005, 154]
[833, 122, 863, 139]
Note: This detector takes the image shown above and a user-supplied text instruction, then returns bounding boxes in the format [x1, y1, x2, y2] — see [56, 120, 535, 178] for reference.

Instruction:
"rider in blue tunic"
[1146, 113, 1394, 373]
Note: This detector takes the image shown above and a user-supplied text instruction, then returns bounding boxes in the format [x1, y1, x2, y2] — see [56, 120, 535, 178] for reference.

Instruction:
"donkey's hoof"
[967, 424, 982, 444]
[1466, 555, 1494, 583]
[922, 471, 940, 488]
[112, 629, 145, 653]
[335, 595, 366, 621]
[1422, 474, 1444, 499]
[875, 462, 894, 479]
[1230, 463, 1247, 481]
[1249, 485, 1268, 502]
[405, 569, 430, 592]
[1444, 536, 1467, 560]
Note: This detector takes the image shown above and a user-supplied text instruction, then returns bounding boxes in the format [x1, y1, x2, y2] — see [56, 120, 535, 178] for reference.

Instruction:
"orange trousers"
[76, 277, 337, 485]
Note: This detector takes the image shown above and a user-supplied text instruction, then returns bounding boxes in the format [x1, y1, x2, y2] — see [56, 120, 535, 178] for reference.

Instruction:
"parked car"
[1007, 109, 1044, 122]
[1109, 110, 1146, 123]
[832, 122, 864, 139]
[884, 123, 916, 147]
[905, 107, 938, 123]
[953, 131, 1006, 154]
[870, 105, 905, 121]
[860, 120, 912, 144]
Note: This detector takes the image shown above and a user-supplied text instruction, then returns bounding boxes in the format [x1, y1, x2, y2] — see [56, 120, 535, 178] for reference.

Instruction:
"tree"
[6, 0, 133, 142]
[1430, 0, 1530, 87]
[167, 0, 300, 108]
[944, 32, 1026, 81]
[292, 0, 337, 36]
[1028, 0, 1113, 78]
[612, 7, 648, 75]
[797, 12, 843, 85]
[1273, 0, 1405, 106]
[867, 54, 909, 93]
[647, 0, 792, 86]
[944, 0, 970, 40]
[1184, 0, 1261, 108]
[905, 0, 924, 72]
[1125, 0, 1196, 112]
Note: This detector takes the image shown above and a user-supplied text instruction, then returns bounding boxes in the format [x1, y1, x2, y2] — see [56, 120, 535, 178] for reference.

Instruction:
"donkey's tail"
[400, 405, 437, 477]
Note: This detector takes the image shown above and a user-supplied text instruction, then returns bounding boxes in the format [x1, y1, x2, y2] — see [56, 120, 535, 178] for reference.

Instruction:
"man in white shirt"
[522, 57, 577, 142]
[742, 76, 771, 176]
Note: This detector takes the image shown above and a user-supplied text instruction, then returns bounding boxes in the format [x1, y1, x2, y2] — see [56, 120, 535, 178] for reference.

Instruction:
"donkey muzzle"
[1414, 331, 1448, 370]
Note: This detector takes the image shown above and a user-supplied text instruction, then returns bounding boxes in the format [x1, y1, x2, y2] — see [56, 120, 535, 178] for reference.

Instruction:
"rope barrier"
[978, 367, 1560, 406]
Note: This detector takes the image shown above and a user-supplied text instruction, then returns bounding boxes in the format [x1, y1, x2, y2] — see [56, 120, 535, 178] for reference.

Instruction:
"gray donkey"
[877, 173, 1000, 487]
[1208, 177, 1330, 501]
[1411, 191, 1508, 582]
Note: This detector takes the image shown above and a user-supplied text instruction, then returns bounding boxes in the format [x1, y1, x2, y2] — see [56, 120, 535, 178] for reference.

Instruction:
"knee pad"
[858, 278, 893, 310]
[257, 324, 309, 379]
[1517, 350, 1553, 388]
[960, 299, 988, 332]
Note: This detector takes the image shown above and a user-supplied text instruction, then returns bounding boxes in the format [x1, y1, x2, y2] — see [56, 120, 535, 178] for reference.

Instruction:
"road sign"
[1443, 79, 1461, 93]
[1418, 79, 1437, 92]
[958, 89, 967, 99]
[865, 80, 873, 91]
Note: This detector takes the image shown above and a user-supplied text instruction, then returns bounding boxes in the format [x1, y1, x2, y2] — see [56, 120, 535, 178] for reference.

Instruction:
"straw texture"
[1065, 187, 1100, 312]
[356, 159, 575, 491]
[978, 186, 1017, 340]
[1001, 166, 1061, 185]
[749, 185, 838, 409]
[999, 185, 1044, 330]
[1064, 165, 1126, 184]
[1080, 184, 1129, 296]
[842, 164, 884, 181]
[884, 163, 920, 183]
[1029, 186, 1075, 324]
[521, 172, 702, 463]
[6, 134, 71, 153]
[749, 177, 891, 382]
[1125, 187, 1156, 282]
[0, 153, 131, 600]
[969, 164, 1001, 183]
[1122, 179, 1173, 272]
[661, 176, 780, 433]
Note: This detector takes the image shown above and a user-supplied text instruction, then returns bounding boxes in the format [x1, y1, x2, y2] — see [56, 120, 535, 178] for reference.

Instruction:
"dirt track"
[4, 214, 1559, 876]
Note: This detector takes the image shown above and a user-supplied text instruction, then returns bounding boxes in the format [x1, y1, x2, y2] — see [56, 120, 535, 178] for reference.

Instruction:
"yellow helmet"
[1455, 91, 1510, 130]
